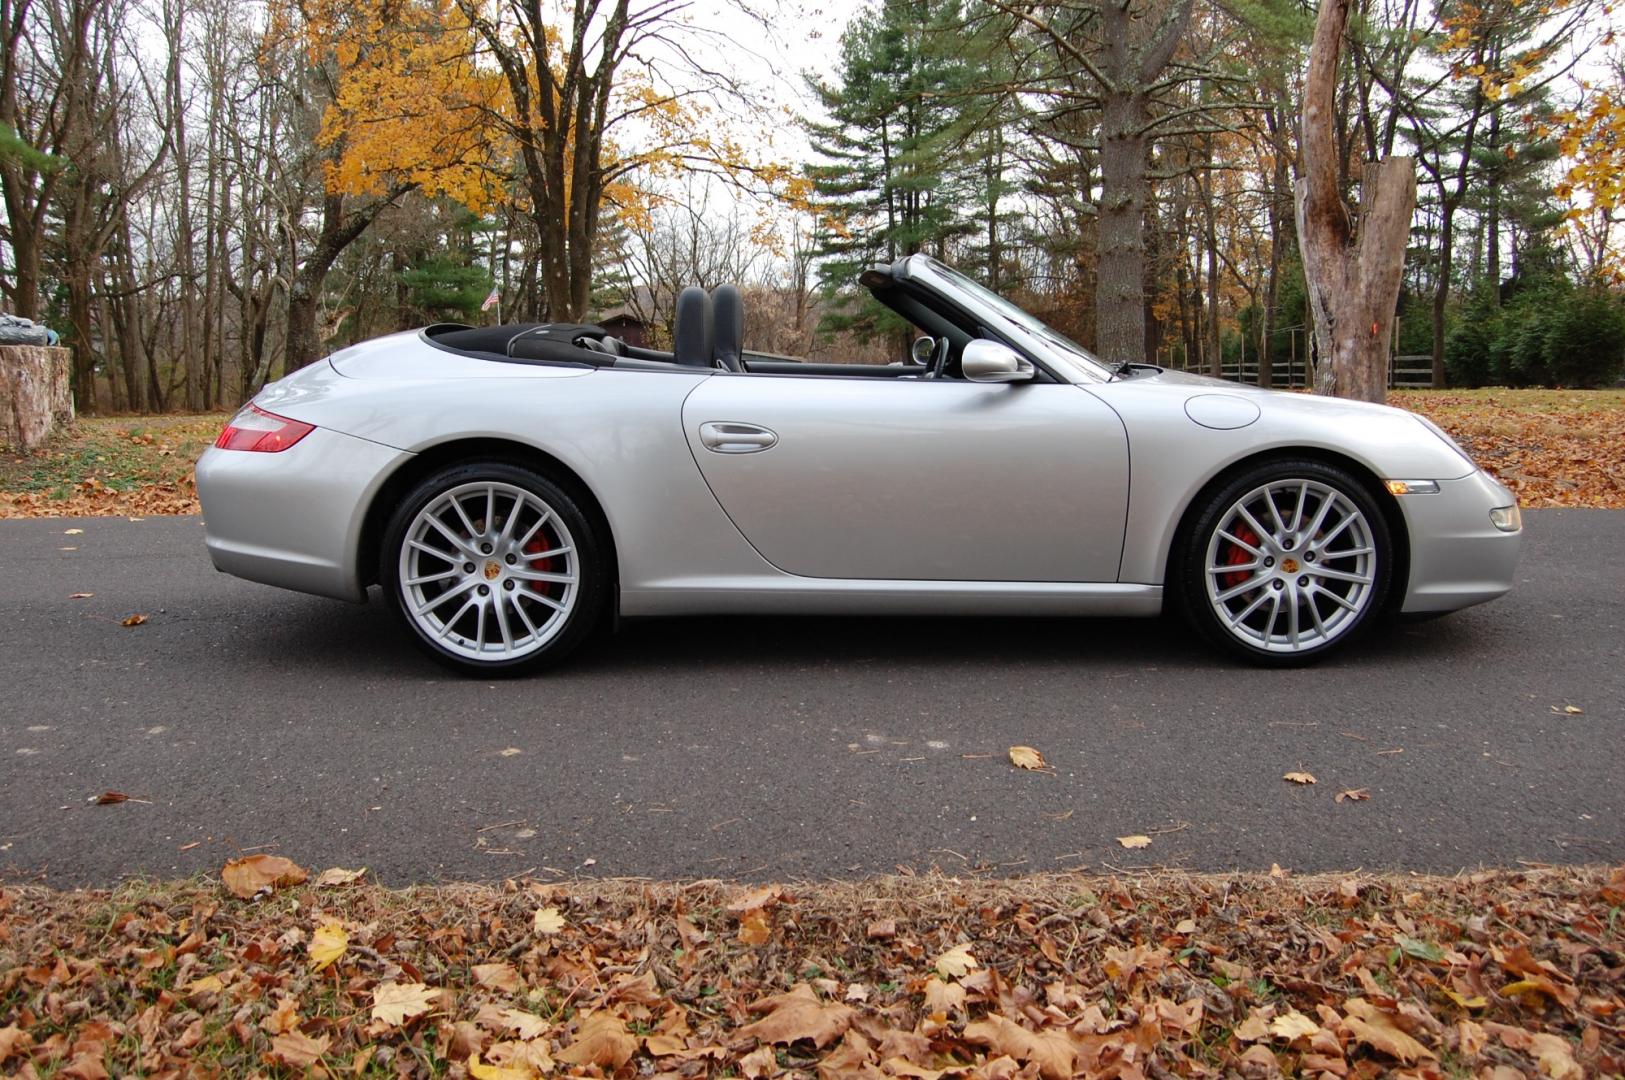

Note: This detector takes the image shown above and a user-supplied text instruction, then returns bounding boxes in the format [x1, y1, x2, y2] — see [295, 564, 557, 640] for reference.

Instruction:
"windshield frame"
[898, 255, 1114, 384]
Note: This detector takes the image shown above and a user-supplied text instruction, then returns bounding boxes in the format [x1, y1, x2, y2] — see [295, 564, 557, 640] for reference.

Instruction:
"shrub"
[1448, 283, 1625, 388]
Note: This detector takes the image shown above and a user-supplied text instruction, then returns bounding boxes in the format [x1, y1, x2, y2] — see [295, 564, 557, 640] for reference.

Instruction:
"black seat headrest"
[712, 284, 744, 372]
[673, 287, 713, 367]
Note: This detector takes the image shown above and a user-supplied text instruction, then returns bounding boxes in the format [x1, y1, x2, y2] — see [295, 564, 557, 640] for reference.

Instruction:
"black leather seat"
[673, 286, 713, 367]
[712, 284, 745, 372]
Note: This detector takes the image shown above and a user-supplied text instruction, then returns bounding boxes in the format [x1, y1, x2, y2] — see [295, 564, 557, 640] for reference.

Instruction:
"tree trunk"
[1296, 0, 1417, 404]
[1485, 109, 1501, 302]
[1097, 89, 1150, 366]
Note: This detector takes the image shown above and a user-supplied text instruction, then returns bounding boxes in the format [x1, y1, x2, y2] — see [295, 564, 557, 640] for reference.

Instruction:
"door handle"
[699, 422, 778, 453]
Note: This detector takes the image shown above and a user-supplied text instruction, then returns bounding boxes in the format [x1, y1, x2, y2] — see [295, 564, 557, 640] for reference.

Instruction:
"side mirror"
[961, 339, 1036, 383]
[909, 335, 934, 366]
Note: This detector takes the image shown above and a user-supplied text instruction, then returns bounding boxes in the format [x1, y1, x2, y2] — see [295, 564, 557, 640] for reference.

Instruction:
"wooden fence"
[1207, 353, 1435, 389]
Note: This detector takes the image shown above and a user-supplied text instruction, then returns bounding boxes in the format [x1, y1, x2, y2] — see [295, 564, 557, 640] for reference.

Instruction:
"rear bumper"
[197, 427, 410, 602]
[1398, 470, 1523, 613]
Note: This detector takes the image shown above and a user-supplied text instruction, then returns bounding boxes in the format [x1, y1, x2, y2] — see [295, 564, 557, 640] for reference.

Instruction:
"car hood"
[1093, 368, 1479, 479]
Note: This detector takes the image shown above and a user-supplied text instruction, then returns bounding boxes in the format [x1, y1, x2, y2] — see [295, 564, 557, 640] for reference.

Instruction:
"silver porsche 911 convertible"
[197, 255, 1522, 673]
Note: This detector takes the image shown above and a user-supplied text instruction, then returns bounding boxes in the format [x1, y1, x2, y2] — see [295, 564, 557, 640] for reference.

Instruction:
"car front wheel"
[1177, 459, 1392, 665]
[381, 461, 608, 675]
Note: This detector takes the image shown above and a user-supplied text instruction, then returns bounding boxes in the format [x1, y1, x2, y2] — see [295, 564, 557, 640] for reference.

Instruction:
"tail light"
[215, 404, 315, 452]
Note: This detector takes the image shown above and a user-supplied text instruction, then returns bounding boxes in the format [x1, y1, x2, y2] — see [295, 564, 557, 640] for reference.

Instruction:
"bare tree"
[1296, 0, 1415, 402]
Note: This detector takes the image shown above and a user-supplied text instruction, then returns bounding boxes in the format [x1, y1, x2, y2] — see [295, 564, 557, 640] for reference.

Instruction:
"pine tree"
[802, 0, 986, 339]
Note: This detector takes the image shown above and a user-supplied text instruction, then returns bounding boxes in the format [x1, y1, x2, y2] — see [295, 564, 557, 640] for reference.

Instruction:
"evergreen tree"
[396, 258, 493, 322]
[802, 0, 988, 339]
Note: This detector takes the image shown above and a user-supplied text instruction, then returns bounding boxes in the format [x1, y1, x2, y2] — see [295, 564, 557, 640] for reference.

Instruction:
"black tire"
[1173, 458, 1393, 666]
[380, 461, 610, 676]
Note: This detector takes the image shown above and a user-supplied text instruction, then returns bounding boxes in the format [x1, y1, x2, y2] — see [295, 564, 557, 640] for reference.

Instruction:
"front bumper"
[1397, 470, 1523, 613]
[197, 427, 410, 602]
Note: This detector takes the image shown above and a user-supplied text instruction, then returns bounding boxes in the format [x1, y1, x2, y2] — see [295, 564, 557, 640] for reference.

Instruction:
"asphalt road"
[1, 510, 1620, 887]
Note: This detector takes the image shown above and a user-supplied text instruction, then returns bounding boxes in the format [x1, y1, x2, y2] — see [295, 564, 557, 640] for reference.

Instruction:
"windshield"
[910, 257, 1112, 381]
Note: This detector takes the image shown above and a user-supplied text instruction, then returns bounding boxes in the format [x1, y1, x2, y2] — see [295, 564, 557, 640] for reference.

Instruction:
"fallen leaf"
[69, 592, 93, 599]
[817, 1028, 876, 1078]
[499, 747, 523, 756]
[532, 905, 564, 934]
[556, 1012, 637, 1068]
[468, 1053, 534, 1080]
[309, 922, 348, 971]
[269, 1030, 331, 1068]
[1270, 863, 1289, 879]
[934, 943, 978, 978]
[314, 866, 367, 887]
[91, 792, 128, 805]
[866, 918, 896, 939]
[1343, 997, 1435, 1062]
[1234, 1010, 1272, 1042]
[963, 1014, 1077, 1080]
[1500, 977, 1573, 1004]
[738, 910, 772, 945]
[64, 528, 83, 534]
[1283, 771, 1317, 784]
[121, 614, 148, 627]
[371, 980, 437, 1026]
[1444, 989, 1488, 1009]
[923, 977, 966, 1016]
[182, 974, 224, 996]
[1336, 787, 1371, 802]
[1237, 1043, 1280, 1072]
[1008, 745, 1047, 769]
[1396, 935, 1446, 963]
[739, 983, 855, 1048]
[643, 1033, 687, 1056]
[1117, 834, 1152, 849]
[473, 962, 522, 992]
[1530, 1032, 1583, 1079]
[727, 886, 782, 913]
[472, 1003, 541, 1036]
[738, 1044, 778, 1078]
[1550, 704, 1584, 715]
[220, 854, 306, 899]
[262, 996, 300, 1034]
[1269, 1010, 1321, 1041]
[0, 1025, 33, 1062]
[844, 983, 869, 1003]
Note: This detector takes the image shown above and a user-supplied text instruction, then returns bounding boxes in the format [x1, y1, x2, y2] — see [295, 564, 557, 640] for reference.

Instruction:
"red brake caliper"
[524, 535, 555, 596]
[1220, 525, 1258, 590]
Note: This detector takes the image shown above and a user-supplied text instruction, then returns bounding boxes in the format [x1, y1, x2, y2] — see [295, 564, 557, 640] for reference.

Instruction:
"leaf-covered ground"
[3, 392, 1621, 519]
[2, 866, 1620, 1078]
[0, 415, 223, 518]
[1393, 389, 1625, 509]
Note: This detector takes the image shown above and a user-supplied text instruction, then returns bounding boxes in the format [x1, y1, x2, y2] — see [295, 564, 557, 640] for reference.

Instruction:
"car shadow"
[228, 587, 1496, 678]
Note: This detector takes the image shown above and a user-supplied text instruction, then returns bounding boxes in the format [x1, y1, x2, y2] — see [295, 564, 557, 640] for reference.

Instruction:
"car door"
[681, 373, 1130, 582]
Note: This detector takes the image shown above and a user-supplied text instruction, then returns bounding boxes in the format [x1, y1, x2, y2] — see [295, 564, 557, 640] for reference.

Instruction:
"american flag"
[480, 285, 500, 312]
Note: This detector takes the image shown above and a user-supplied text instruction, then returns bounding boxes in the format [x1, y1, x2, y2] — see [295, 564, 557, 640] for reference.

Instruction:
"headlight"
[1490, 505, 1521, 533]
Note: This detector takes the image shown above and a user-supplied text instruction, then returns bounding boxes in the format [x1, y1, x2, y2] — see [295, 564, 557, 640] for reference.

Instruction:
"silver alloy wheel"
[397, 480, 579, 662]
[1203, 479, 1377, 654]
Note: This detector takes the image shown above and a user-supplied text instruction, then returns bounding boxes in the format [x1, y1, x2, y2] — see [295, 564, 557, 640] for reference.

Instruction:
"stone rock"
[1, 345, 74, 451]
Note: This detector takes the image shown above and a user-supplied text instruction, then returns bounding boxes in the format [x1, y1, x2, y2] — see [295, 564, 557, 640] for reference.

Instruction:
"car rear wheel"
[1176, 459, 1392, 665]
[381, 462, 608, 675]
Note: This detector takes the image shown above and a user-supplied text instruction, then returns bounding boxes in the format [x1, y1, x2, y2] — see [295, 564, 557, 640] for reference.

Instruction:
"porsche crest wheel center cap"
[483, 561, 502, 581]
[1281, 557, 1300, 574]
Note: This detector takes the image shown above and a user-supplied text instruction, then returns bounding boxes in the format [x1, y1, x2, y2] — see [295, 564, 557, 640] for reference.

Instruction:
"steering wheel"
[923, 335, 951, 380]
